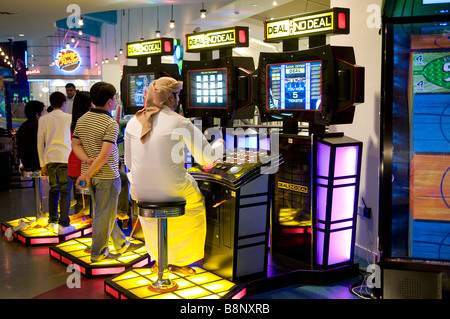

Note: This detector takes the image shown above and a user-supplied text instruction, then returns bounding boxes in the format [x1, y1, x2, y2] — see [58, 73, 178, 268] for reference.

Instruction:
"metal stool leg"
[33, 176, 43, 217]
[149, 218, 178, 292]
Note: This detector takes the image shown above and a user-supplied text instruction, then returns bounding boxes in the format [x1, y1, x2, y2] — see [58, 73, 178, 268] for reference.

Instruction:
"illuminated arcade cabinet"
[121, 37, 182, 115]
[247, 8, 364, 294]
[181, 26, 255, 127]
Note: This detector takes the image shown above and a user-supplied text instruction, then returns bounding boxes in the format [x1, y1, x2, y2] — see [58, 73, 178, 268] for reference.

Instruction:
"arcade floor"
[0, 183, 366, 300]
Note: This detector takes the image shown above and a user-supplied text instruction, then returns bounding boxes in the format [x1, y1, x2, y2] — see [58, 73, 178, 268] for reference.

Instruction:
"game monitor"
[121, 63, 181, 115]
[256, 45, 364, 126]
[181, 56, 254, 120]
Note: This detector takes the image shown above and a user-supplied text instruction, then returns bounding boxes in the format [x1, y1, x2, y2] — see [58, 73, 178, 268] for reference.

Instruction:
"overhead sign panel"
[186, 26, 249, 52]
[264, 7, 350, 42]
[126, 38, 174, 58]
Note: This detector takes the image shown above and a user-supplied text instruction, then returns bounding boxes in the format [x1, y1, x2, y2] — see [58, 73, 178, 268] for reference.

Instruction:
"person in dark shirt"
[16, 100, 45, 170]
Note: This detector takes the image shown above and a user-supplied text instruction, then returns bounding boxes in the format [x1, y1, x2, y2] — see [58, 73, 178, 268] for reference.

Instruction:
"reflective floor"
[0, 182, 364, 300]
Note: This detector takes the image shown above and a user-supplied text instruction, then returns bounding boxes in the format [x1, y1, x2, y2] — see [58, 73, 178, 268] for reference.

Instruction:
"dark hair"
[71, 91, 91, 132]
[90, 82, 116, 107]
[49, 91, 66, 108]
[24, 100, 45, 120]
[65, 83, 76, 90]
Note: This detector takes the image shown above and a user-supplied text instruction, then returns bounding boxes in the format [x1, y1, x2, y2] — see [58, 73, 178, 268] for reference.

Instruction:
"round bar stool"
[137, 200, 186, 293]
[22, 169, 43, 218]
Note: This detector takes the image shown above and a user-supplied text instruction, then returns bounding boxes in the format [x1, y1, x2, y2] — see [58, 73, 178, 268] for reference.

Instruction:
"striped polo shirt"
[73, 108, 119, 179]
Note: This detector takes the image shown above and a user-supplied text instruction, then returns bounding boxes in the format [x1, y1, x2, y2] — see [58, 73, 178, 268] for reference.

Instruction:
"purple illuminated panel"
[317, 186, 328, 221]
[334, 146, 359, 177]
[317, 142, 331, 177]
[316, 230, 325, 265]
[328, 229, 352, 265]
[331, 186, 356, 221]
[313, 134, 362, 269]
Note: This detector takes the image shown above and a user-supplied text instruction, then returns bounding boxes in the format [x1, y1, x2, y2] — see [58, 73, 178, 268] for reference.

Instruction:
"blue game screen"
[266, 61, 322, 111]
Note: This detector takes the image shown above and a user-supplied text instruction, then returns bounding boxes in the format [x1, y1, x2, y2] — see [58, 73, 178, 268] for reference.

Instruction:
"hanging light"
[105, 58, 109, 63]
[155, 7, 161, 37]
[78, 29, 83, 35]
[114, 55, 118, 60]
[71, 36, 75, 43]
[66, 42, 70, 49]
[119, 48, 123, 55]
[169, 5, 175, 29]
[95, 61, 98, 66]
[78, 16, 84, 26]
[200, 2, 207, 19]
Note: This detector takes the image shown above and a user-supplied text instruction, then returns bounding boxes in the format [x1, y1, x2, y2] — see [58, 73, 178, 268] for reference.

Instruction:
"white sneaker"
[48, 223, 58, 233]
[4, 228, 13, 241]
[58, 224, 76, 235]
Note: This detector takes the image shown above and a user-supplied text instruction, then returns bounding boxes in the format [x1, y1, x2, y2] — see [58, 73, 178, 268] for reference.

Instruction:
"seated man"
[124, 77, 224, 275]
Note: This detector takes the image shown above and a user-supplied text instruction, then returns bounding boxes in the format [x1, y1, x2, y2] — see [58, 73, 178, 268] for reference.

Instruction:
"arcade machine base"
[1, 213, 92, 246]
[104, 266, 246, 299]
[49, 237, 149, 277]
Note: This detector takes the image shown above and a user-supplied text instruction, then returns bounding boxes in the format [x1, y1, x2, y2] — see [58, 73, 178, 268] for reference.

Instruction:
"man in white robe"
[124, 77, 224, 275]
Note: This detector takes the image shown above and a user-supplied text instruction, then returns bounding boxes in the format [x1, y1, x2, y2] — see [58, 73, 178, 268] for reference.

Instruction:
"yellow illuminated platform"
[104, 267, 247, 299]
[49, 237, 150, 277]
[1, 216, 92, 246]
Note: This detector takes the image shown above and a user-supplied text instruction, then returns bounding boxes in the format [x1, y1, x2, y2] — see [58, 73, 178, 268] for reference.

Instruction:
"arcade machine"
[247, 8, 365, 295]
[104, 26, 279, 299]
[379, 0, 450, 299]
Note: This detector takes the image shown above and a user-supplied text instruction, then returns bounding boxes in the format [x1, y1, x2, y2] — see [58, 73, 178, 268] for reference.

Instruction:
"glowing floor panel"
[1, 216, 92, 246]
[104, 267, 246, 299]
[49, 237, 150, 277]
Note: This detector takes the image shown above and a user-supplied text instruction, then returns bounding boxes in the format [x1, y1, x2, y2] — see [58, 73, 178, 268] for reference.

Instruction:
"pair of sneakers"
[89, 242, 145, 262]
[48, 223, 76, 235]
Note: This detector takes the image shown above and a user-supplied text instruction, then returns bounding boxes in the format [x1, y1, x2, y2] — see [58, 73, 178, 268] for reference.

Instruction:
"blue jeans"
[47, 163, 72, 227]
[89, 177, 129, 260]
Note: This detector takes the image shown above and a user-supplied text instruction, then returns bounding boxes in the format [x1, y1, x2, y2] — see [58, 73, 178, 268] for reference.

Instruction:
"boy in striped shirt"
[72, 82, 142, 262]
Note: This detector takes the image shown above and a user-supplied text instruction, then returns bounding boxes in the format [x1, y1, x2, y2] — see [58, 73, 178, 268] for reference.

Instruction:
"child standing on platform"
[37, 91, 74, 235]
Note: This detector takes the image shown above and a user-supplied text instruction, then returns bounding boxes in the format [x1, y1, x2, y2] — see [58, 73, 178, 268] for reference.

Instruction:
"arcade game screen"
[388, 21, 450, 262]
[127, 72, 155, 107]
[266, 61, 322, 111]
[187, 68, 228, 109]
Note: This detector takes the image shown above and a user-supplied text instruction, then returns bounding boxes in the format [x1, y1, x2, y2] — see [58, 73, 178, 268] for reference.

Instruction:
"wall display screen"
[127, 72, 155, 107]
[266, 61, 322, 111]
[187, 68, 228, 109]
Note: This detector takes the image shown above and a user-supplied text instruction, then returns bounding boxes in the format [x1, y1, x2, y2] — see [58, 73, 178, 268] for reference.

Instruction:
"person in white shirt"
[37, 91, 74, 235]
[125, 77, 224, 276]
[64, 83, 76, 114]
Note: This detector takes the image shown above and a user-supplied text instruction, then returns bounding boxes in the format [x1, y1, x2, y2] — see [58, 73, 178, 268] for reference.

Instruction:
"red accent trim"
[64, 231, 81, 241]
[62, 256, 73, 265]
[50, 250, 60, 259]
[105, 284, 119, 299]
[83, 227, 92, 235]
[232, 287, 246, 299]
[30, 237, 59, 245]
[17, 234, 26, 243]
[164, 40, 172, 53]
[132, 258, 149, 268]
[238, 29, 247, 44]
[92, 267, 126, 276]
[338, 13, 346, 29]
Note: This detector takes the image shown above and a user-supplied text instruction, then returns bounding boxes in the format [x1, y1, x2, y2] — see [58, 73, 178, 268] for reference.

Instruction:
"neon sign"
[126, 38, 174, 58]
[185, 26, 249, 52]
[57, 49, 81, 71]
[264, 8, 350, 42]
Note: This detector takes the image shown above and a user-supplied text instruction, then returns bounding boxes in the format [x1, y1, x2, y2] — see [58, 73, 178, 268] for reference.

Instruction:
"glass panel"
[317, 142, 330, 177]
[331, 185, 355, 221]
[328, 229, 352, 266]
[334, 145, 359, 177]
[390, 20, 450, 262]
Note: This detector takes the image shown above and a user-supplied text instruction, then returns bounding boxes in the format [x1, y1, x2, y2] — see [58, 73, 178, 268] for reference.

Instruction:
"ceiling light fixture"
[78, 29, 83, 35]
[200, 2, 207, 19]
[169, 5, 175, 29]
[78, 16, 84, 26]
